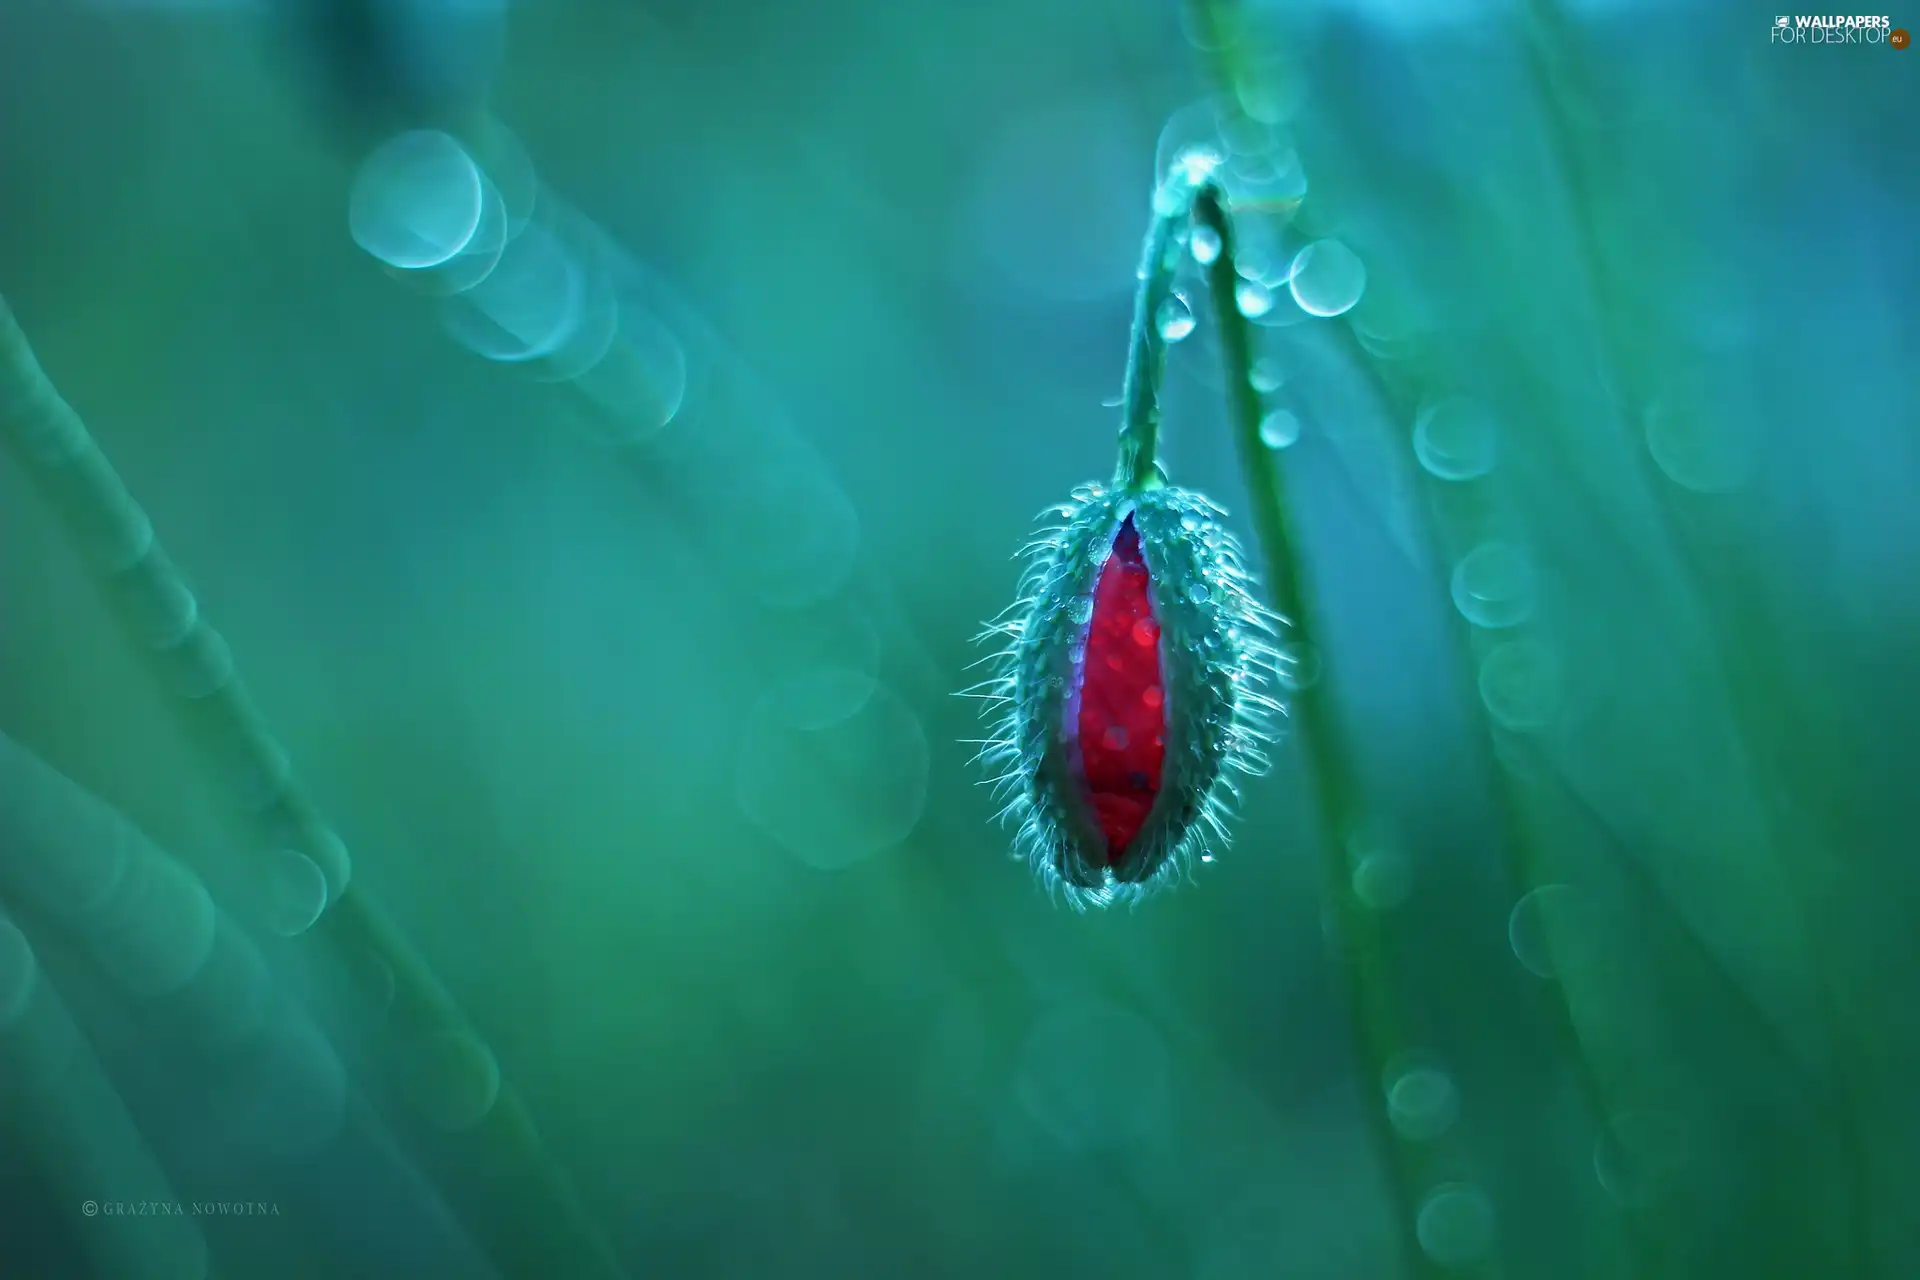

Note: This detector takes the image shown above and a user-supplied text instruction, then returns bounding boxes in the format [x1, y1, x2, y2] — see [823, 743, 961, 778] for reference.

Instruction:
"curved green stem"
[1188, 183, 1448, 1280]
[1114, 165, 1209, 493]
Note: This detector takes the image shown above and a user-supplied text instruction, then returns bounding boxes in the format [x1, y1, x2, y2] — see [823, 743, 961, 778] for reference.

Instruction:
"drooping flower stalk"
[1112, 155, 1214, 495]
[969, 156, 1282, 909]
[965, 137, 1451, 1271]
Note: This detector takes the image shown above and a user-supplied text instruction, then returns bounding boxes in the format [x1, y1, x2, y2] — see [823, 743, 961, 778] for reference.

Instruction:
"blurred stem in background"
[1184, 181, 1449, 1280]
[1508, 5, 1877, 1270]
[0, 294, 627, 1280]
[1182, 0, 1883, 1275]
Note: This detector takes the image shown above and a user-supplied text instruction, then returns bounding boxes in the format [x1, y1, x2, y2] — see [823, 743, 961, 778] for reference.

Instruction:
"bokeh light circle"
[734, 673, 929, 870]
[349, 130, 484, 270]
[1289, 239, 1367, 317]
[1412, 397, 1499, 481]
[1450, 541, 1537, 629]
[400, 1029, 502, 1133]
[259, 849, 328, 938]
[1384, 1055, 1462, 1143]
[1416, 1183, 1497, 1269]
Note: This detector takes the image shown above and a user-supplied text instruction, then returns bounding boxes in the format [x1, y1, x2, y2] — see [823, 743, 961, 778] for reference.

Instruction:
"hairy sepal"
[968, 482, 1283, 909]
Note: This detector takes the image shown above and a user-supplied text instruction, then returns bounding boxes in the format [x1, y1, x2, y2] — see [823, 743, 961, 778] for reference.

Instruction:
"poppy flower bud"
[969, 481, 1282, 907]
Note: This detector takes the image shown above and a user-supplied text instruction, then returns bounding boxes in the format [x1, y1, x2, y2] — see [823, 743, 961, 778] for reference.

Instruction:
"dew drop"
[1189, 582, 1212, 604]
[1289, 239, 1367, 317]
[1235, 279, 1274, 318]
[441, 220, 585, 364]
[1140, 686, 1163, 709]
[348, 130, 484, 271]
[1507, 883, 1604, 981]
[1070, 596, 1094, 625]
[399, 1029, 502, 1133]
[1450, 542, 1537, 629]
[1384, 1058, 1461, 1143]
[125, 573, 198, 649]
[1644, 379, 1754, 494]
[1249, 287, 1311, 329]
[573, 302, 687, 442]
[1131, 618, 1159, 647]
[1478, 640, 1561, 731]
[1190, 224, 1222, 265]
[172, 625, 236, 699]
[1101, 725, 1130, 751]
[1412, 397, 1499, 481]
[1416, 1183, 1497, 1269]
[259, 849, 329, 938]
[1156, 295, 1197, 342]
[1258, 408, 1301, 449]
[1249, 357, 1285, 393]
[1156, 102, 1230, 189]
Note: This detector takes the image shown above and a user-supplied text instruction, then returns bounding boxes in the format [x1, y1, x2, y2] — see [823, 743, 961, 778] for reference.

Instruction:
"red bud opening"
[1075, 514, 1168, 863]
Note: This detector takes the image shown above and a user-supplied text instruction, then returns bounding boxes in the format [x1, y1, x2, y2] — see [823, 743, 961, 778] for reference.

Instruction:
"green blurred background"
[0, 0, 1916, 1276]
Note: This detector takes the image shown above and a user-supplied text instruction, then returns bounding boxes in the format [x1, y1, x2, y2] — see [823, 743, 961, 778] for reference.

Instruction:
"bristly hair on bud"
[965, 481, 1284, 909]
[963, 152, 1292, 907]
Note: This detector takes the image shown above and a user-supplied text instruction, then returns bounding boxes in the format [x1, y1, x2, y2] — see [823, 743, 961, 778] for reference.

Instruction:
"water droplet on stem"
[1156, 295, 1197, 342]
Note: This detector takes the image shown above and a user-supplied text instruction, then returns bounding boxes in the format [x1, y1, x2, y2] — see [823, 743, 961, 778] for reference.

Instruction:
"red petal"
[1075, 515, 1167, 864]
